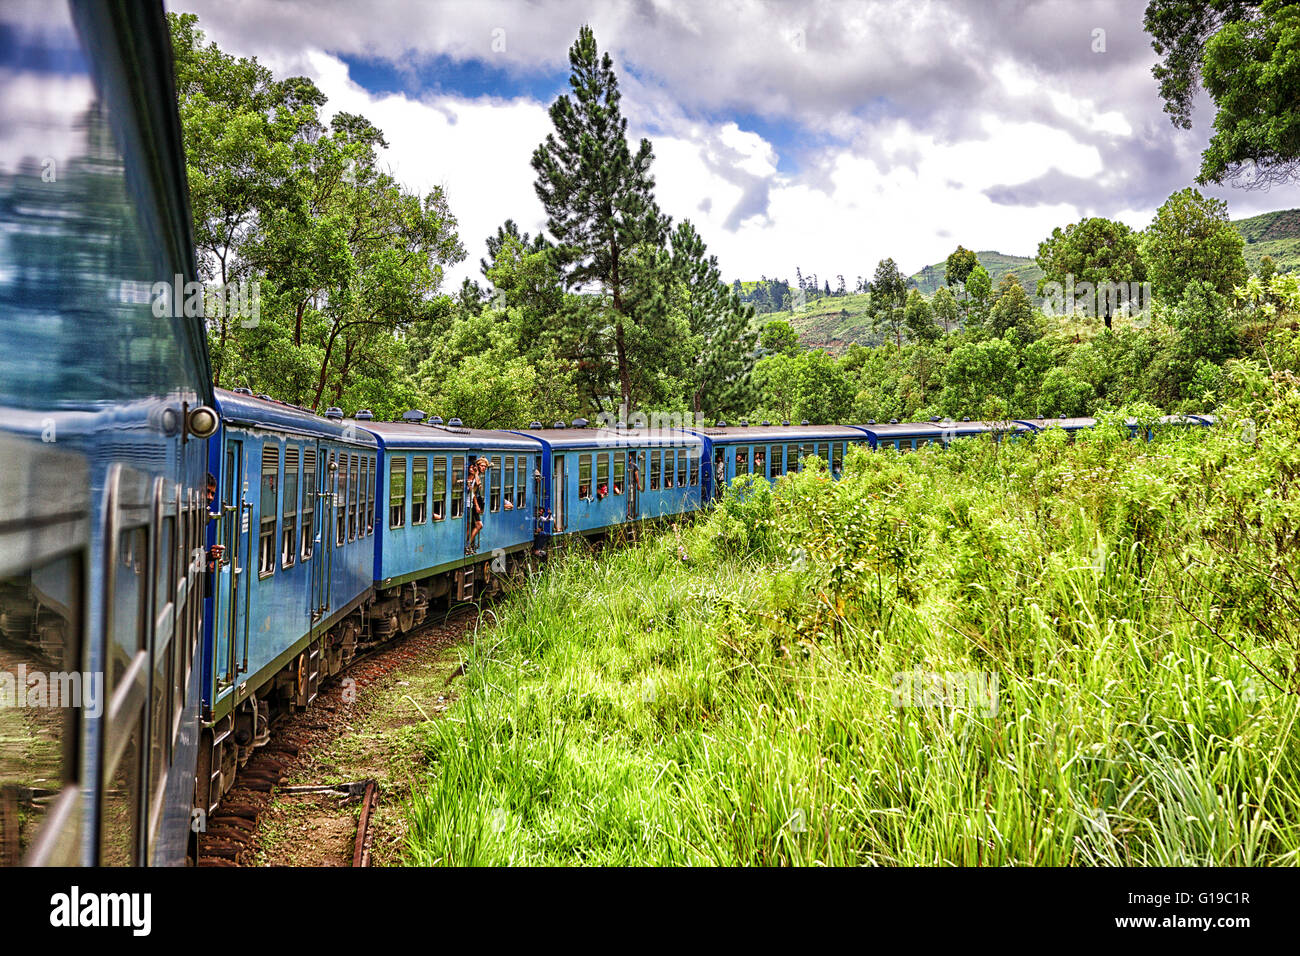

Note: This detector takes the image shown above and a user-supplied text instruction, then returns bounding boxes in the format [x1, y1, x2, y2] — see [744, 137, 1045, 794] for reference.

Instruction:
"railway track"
[194, 600, 483, 867]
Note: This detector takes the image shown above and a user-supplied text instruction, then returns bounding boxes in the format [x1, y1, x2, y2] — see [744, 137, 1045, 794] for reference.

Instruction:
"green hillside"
[908, 251, 1044, 296]
[1234, 208, 1300, 274]
[748, 208, 1300, 352]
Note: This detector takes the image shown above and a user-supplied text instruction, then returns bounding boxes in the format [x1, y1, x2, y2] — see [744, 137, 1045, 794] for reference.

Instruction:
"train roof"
[509, 426, 704, 449]
[685, 424, 868, 442]
[359, 419, 539, 451]
[861, 420, 1032, 438]
[213, 388, 378, 446]
[1016, 417, 1097, 431]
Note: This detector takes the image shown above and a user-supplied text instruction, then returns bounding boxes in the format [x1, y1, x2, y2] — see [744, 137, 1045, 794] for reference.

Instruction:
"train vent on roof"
[738, 420, 748, 427]
[571, 418, 588, 428]
[529, 421, 542, 429]
[256, 393, 272, 401]
[233, 386, 253, 395]
[801, 419, 810, 425]
[448, 418, 464, 427]
[889, 419, 898, 424]
[429, 416, 444, 425]
[782, 420, 791, 426]
[715, 420, 727, 427]
[324, 407, 343, 420]
[402, 409, 426, 422]
[760, 420, 770, 426]
[355, 410, 373, 421]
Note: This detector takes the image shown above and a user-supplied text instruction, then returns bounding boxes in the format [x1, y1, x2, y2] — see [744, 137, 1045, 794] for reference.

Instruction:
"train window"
[412, 458, 428, 524]
[335, 454, 347, 547]
[360, 457, 369, 536]
[516, 458, 527, 509]
[597, 453, 609, 498]
[259, 447, 278, 577]
[491, 456, 502, 512]
[663, 451, 674, 488]
[301, 450, 316, 560]
[103, 524, 148, 865]
[451, 457, 465, 518]
[432, 457, 446, 520]
[348, 455, 359, 541]
[503, 457, 515, 509]
[0, 550, 84, 865]
[390, 457, 407, 529]
[714, 448, 726, 494]
[688, 448, 699, 486]
[649, 452, 660, 490]
[736, 447, 749, 476]
[785, 445, 797, 475]
[579, 454, 592, 499]
[613, 454, 625, 495]
[368, 456, 377, 534]
[832, 443, 843, 476]
[753, 447, 766, 479]
[282, 446, 298, 568]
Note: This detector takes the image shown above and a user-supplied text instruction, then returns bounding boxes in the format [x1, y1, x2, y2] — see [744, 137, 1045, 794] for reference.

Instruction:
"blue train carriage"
[511, 419, 706, 545]
[1014, 416, 1098, 439]
[199, 390, 378, 814]
[362, 413, 540, 612]
[688, 421, 871, 498]
[859, 417, 1033, 452]
[0, 1, 216, 865]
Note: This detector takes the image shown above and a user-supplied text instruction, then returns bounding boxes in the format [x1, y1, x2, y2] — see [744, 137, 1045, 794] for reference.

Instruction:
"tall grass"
[404, 389, 1300, 865]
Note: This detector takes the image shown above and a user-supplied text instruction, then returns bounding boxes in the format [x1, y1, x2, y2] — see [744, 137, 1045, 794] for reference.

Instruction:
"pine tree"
[669, 220, 758, 420]
[531, 25, 662, 415]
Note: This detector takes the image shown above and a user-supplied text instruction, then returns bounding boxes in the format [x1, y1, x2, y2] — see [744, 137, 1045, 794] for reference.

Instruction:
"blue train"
[0, 2, 1216, 866]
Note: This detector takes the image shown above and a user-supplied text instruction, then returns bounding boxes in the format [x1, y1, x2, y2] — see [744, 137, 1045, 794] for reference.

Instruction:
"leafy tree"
[945, 245, 978, 289]
[1172, 280, 1238, 365]
[904, 289, 941, 343]
[531, 25, 662, 415]
[1036, 367, 1094, 417]
[938, 337, 1016, 418]
[1145, 0, 1300, 186]
[989, 275, 1040, 342]
[931, 285, 959, 334]
[868, 257, 908, 347]
[964, 264, 992, 327]
[1143, 188, 1247, 300]
[760, 319, 801, 356]
[1035, 217, 1146, 328]
[792, 350, 853, 424]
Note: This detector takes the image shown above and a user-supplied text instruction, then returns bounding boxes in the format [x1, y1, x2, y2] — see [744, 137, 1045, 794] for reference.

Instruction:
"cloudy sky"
[172, 0, 1300, 290]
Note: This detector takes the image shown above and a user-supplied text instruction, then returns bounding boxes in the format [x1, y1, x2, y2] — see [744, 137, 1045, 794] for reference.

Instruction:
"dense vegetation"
[403, 369, 1300, 865]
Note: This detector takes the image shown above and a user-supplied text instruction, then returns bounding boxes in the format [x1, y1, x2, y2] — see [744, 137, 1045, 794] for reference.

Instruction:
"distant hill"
[908, 251, 1043, 296]
[1234, 208, 1300, 274]
[746, 208, 1300, 353]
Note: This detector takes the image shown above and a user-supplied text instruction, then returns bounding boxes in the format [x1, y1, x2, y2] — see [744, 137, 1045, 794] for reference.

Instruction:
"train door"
[215, 439, 247, 690]
[626, 452, 637, 520]
[553, 455, 566, 533]
[714, 447, 727, 500]
[319, 449, 337, 617]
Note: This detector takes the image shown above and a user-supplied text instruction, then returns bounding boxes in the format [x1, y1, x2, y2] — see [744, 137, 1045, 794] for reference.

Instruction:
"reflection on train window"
[389, 457, 406, 529]
[785, 445, 798, 475]
[503, 456, 515, 509]
[451, 457, 465, 519]
[301, 449, 316, 560]
[282, 446, 298, 568]
[649, 452, 660, 490]
[0, 551, 83, 865]
[578, 454, 592, 499]
[348, 455, 359, 541]
[490, 456, 502, 512]
[676, 450, 686, 488]
[688, 449, 699, 486]
[832, 443, 843, 476]
[431, 457, 446, 521]
[259, 447, 277, 577]
[412, 457, 428, 525]
[105, 526, 148, 866]
[367, 456, 376, 534]
[613, 454, 625, 495]
[515, 458, 526, 509]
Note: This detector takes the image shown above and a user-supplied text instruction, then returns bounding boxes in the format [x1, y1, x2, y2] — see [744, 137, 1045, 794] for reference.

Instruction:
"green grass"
[403, 402, 1300, 866]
